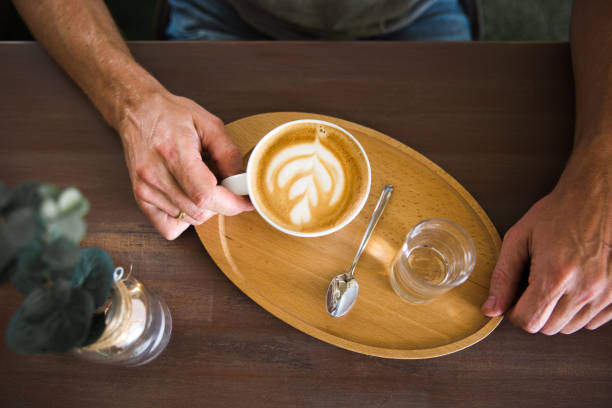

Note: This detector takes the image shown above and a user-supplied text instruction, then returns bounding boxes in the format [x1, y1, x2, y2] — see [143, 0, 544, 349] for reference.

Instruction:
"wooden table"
[1, 42, 610, 408]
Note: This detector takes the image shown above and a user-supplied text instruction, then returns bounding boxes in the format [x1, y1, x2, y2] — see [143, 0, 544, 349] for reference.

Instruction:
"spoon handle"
[348, 184, 394, 276]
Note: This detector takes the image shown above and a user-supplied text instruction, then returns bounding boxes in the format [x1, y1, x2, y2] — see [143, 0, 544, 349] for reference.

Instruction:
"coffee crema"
[249, 122, 369, 234]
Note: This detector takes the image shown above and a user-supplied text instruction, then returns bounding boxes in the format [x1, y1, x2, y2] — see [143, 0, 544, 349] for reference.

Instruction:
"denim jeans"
[166, 0, 472, 41]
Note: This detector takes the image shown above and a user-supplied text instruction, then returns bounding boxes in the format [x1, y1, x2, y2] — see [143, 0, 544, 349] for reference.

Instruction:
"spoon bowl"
[326, 273, 359, 317]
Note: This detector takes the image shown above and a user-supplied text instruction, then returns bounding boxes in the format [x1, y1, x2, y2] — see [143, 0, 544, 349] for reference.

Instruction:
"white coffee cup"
[222, 119, 371, 237]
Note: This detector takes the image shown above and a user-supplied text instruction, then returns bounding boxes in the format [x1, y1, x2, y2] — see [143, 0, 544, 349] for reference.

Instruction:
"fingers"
[539, 295, 580, 335]
[136, 200, 191, 241]
[559, 303, 596, 334]
[561, 289, 612, 333]
[510, 267, 610, 335]
[585, 303, 612, 330]
[194, 111, 244, 179]
[134, 181, 205, 225]
[541, 283, 603, 335]
[136, 162, 212, 223]
[508, 282, 565, 333]
[482, 225, 530, 317]
[205, 185, 254, 215]
[160, 127, 253, 216]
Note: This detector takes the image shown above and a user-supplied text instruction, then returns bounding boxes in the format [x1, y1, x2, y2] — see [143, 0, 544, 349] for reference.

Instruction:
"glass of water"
[390, 218, 476, 303]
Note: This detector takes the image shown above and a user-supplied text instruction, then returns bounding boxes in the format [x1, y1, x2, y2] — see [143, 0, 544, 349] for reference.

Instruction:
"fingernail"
[483, 295, 496, 312]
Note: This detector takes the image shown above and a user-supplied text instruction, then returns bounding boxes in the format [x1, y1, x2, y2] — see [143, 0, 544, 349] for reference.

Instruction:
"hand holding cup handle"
[222, 174, 249, 196]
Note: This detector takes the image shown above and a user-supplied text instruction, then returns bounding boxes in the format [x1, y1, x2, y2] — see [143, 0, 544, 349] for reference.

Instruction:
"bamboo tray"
[196, 112, 502, 359]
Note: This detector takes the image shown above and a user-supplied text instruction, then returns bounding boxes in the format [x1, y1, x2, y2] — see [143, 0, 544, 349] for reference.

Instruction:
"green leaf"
[21, 278, 71, 321]
[3, 208, 38, 246]
[0, 259, 18, 284]
[4, 182, 43, 214]
[46, 214, 87, 244]
[72, 248, 114, 308]
[0, 182, 11, 211]
[11, 241, 48, 292]
[42, 236, 79, 272]
[44, 187, 89, 244]
[80, 312, 106, 347]
[57, 187, 90, 217]
[5, 281, 94, 354]
[0, 208, 39, 283]
[11, 237, 79, 294]
[40, 198, 60, 220]
[37, 184, 59, 200]
[40, 187, 89, 244]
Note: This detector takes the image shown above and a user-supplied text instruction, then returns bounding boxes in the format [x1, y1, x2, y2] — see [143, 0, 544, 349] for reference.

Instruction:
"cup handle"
[221, 173, 249, 196]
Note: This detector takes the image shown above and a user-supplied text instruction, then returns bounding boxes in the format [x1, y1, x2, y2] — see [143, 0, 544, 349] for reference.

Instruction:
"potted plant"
[1, 182, 172, 365]
[1, 181, 114, 353]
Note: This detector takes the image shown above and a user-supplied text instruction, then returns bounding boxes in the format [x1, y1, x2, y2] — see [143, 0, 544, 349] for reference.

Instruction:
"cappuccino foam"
[250, 122, 368, 234]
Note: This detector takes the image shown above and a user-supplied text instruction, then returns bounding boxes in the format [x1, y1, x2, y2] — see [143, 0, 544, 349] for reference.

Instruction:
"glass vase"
[74, 267, 172, 366]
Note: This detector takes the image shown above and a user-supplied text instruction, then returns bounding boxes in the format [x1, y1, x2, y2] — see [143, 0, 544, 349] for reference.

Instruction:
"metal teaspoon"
[326, 184, 394, 317]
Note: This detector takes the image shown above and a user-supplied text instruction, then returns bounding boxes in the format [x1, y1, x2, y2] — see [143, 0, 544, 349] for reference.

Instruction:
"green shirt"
[226, 0, 437, 39]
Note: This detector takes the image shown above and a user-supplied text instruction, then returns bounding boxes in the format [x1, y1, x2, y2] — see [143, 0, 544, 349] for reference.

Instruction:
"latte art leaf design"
[265, 129, 345, 226]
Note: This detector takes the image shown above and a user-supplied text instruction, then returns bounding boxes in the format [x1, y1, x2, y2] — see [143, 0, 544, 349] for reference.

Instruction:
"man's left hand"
[482, 147, 611, 334]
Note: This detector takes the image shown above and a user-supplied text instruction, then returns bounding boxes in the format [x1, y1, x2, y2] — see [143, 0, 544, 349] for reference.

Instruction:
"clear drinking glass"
[74, 267, 172, 366]
[390, 218, 476, 303]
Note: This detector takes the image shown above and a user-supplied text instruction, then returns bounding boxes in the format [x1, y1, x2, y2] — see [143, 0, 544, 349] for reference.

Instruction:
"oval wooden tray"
[196, 112, 502, 359]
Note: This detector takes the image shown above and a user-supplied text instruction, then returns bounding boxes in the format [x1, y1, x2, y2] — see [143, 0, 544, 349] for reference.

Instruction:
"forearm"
[570, 0, 612, 163]
[13, 0, 164, 131]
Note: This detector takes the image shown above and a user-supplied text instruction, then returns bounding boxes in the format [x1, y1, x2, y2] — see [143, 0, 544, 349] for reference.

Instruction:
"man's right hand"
[119, 90, 253, 239]
[12, 0, 253, 240]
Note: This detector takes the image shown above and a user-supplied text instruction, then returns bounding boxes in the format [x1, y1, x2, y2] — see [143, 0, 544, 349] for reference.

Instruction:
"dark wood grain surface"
[1, 42, 610, 408]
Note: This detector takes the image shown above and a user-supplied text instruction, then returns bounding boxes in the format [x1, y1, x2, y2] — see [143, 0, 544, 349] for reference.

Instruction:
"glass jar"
[74, 267, 172, 366]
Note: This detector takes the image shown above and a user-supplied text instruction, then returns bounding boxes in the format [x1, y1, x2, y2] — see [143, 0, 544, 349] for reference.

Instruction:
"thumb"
[482, 222, 530, 317]
[207, 185, 254, 216]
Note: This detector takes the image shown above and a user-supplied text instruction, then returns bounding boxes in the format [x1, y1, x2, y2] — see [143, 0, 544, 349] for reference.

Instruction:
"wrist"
[554, 135, 611, 197]
[571, 130, 611, 172]
[112, 70, 168, 136]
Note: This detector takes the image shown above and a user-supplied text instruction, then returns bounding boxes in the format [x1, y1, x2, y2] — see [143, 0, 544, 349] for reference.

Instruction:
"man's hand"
[119, 90, 253, 240]
[482, 149, 611, 334]
[12, 0, 253, 240]
[481, 0, 612, 335]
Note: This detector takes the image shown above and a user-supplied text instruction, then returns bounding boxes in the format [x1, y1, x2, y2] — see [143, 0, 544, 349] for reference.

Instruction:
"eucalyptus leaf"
[80, 312, 106, 347]
[0, 259, 18, 284]
[0, 182, 10, 211]
[40, 187, 90, 223]
[37, 184, 60, 200]
[57, 187, 89, 215]
[21, 278, 71, 321]
[5, 281, 94, 354]
[40, 198, 60, 220]
[0, 240, 15, 282]
[12, 237, 79, 294]
[4, 182, 42, 214]
[3, 207, 38, 248]
[11, 241, 49, 293]
[0, 208, 38, 282]
[63, 199, 90, 219]
[46, 215, 86, 244]
[42, 236, 80, 272]
[72, 248, 114, 308]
